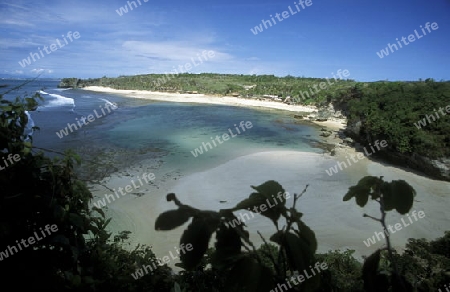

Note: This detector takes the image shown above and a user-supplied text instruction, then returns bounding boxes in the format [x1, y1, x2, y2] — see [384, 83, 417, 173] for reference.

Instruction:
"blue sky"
[1, 0, 449, 81]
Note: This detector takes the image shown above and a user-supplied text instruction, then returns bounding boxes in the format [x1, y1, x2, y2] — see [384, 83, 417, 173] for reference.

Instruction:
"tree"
[0, 86, 173, 291]
[343, 176, 416, 291]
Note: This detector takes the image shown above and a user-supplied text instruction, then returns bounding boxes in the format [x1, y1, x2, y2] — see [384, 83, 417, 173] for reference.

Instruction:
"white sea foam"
[100, 98, 118, 109]
[45, 93, 75, 108]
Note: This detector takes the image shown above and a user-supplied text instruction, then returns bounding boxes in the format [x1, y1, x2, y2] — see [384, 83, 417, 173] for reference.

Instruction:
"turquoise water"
[104, 101, 322, 173]
[1, 80, 323, 177]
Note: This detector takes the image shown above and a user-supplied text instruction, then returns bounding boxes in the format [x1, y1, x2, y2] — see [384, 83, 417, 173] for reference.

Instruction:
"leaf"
[343, 176, 381, 206]
[361, 250, 390, 292]
[390, 180, 415, 214]
[271, 231, 314, 272]
[343, 186, 357, 201]
[284, 232, 314, 272]
[355, 192, 369, 207]
[155, 209, 192, 231]
[179, 217, 217, 270]
[381, 182, 395, 211]
[250, 180, 285, 204]
[296, 220, 318, 254]
[211, 223, 242, 268]
[269, 231, 283, 245]
[232, 180, 287, 223]
[358, 176, 380, 190]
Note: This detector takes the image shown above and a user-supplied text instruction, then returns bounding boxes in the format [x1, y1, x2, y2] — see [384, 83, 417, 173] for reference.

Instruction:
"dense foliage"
[0, 89, 173, 291]
[342, 80, 450, 158]
[59, 73, 355, 104]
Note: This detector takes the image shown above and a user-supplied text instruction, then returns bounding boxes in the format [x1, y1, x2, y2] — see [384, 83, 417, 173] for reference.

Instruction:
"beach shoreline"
[82, 85, 316, 111]
[82, 85, 347, 136]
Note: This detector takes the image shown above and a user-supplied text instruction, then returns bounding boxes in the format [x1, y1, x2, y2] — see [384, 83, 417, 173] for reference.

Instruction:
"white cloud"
[31, 68, 53, 74]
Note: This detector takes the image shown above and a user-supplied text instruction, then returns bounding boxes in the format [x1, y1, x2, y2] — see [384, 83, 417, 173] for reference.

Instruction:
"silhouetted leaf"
[285, 232, 314, 272]
[296, 220, 318, 254]
[180, 217, 217, 270]
[155, 209, 192, 231]
[212, 223, 243, 269]
[232, 180, 287, 224]
[250, 180, 285, 204]
[344, 176, 380, 203]
[269, 231, 283, 245]
[362, 249, 383, 292]
[233, 192, 266, 211]
[390, 180, 415, 214]
[381, 182, 395, 211]
[356, 192, 369, 207]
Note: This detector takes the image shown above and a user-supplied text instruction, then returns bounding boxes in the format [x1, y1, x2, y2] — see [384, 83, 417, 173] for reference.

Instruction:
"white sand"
[83, 86, 318, 113]
[92, 150, 450, 266]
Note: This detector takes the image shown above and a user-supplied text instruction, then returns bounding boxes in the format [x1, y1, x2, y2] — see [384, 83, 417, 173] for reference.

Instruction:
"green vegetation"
[2, 84, 449, 291]
[59, 73, 356, 104]
[342, 80, 450, 158]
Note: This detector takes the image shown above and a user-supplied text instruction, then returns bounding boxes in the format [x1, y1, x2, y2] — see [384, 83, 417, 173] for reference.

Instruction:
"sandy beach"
[85, 86, 450, 268]
[83, 86, 319, 113]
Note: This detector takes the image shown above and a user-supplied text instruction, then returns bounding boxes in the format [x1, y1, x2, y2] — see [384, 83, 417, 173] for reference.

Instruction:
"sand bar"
[93, 150, 450, 266]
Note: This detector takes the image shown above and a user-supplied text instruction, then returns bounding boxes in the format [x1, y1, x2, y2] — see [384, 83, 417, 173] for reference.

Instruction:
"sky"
[0, 0, 449, 81]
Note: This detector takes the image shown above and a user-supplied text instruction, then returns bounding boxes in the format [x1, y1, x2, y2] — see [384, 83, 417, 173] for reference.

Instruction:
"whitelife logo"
[250, 0, 313, 35]
[18, 31, 81, 68]
[55, 101, 118, 138]
[363, 210, 425, 247]
[190, 121, 253, 157]
[115, 0, 149, 16]
[131, 244, 193, 279]
[0, 153, 21, 172]
[270, 262, 328, 292]
[325, 140, 388, 176]
[297, 69, 350, 101]
[224, 192, 291, 228]
[0, 224, 58, 261]
[376, 22, 439, 59]
[414, 104, 450, 129]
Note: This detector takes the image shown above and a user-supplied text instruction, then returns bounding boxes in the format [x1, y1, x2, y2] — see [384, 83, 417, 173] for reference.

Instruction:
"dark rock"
[343, 137, 354, 145]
